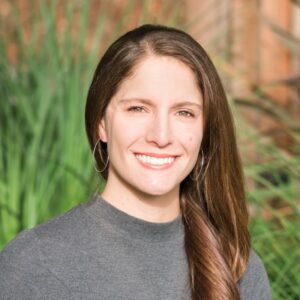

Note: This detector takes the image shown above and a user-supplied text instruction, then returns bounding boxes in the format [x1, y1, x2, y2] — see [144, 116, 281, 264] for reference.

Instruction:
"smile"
[135, 154, 176, 166]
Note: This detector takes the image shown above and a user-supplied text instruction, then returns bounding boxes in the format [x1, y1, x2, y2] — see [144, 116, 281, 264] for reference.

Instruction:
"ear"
[98, 118, 108, 143]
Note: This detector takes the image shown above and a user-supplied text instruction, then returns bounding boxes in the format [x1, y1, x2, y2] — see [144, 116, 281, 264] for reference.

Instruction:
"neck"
[101, 177, 180, 223]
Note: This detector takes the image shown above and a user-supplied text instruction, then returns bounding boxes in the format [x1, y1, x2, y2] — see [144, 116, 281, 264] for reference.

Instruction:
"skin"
[99, 55, 203, 223]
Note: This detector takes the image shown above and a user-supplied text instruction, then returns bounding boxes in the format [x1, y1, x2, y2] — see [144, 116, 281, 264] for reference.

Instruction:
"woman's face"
[99, 55, 203, 200]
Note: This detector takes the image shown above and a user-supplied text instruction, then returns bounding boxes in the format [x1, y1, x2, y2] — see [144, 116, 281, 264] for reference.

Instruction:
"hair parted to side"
[85, 24, 250, 300]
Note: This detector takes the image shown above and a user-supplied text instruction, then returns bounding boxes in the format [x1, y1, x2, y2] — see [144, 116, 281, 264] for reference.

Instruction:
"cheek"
[110, 118, 145, 149]
[176, 118, 203, 148]
[185, 133, 203, 149]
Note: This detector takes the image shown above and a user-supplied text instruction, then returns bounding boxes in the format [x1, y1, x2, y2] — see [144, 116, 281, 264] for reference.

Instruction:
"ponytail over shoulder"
[183, 196, 240, 299]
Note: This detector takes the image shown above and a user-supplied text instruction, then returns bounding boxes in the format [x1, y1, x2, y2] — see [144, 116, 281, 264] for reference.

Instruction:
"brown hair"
[85, 24, 250, 300]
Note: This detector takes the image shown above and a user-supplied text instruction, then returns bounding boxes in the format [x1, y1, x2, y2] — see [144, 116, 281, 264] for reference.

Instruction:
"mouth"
[134, 153, 178, 169]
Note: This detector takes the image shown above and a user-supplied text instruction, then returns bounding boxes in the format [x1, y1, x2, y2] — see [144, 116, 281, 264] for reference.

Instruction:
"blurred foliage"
[0, 0, 299, 299]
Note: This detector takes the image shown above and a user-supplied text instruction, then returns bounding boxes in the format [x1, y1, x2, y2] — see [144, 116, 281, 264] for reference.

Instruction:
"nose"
[145, 112, 173, 147]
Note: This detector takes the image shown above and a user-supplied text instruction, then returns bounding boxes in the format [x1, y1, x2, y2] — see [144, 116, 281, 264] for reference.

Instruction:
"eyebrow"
[118, 98, 202, 109]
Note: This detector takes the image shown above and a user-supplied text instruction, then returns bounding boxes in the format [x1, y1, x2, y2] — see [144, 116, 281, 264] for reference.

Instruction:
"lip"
[134, 152, 179, 170]
[134, 152, 179, 158]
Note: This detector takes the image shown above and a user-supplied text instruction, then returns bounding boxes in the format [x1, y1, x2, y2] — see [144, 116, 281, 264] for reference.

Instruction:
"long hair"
[85, 24, 250, 300]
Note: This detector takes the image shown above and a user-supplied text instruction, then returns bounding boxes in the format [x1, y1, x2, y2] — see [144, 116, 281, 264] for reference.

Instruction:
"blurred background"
[0, 0, 299, 299]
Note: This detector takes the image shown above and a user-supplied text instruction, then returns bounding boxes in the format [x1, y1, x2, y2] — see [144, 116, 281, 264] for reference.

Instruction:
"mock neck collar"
[82, 195, 184, 243]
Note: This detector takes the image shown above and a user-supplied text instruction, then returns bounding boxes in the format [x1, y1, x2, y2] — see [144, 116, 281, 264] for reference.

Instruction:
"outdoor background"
[0, 0, 299, 299]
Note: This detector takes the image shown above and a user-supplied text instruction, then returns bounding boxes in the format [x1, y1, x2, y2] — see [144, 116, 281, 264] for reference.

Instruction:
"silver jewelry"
[92, 139, 109, 173]
[190, 149, 205, 181]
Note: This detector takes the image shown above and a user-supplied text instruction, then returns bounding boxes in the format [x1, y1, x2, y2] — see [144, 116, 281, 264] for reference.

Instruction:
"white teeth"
[136, 154, 175, 165]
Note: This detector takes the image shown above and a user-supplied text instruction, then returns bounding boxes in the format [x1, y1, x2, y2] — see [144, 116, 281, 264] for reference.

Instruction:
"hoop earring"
[92, 139, 109, 173]
[190, 149, 204, 181]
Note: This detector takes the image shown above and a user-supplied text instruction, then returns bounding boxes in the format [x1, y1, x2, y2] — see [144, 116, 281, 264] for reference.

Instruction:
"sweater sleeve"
[0, 230, 72, 300]
[238, 250, 272, 300]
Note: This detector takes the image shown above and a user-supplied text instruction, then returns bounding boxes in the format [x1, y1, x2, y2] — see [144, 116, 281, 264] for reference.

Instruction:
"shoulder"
[0, 203, 84, 259]
[0, 203, 90, 298]
[238, 250, 272, 300]
[0, 203, 89, 261]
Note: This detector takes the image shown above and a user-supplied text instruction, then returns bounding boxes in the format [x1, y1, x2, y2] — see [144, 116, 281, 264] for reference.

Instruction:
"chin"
[136, 183, 178, 198]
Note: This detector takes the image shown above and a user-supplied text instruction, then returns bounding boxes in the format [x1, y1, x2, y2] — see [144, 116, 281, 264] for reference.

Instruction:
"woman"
[0, 24, 271, 299]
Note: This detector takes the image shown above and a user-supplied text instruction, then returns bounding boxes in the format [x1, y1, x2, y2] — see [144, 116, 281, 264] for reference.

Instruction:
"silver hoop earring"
[92, 139, 109, 173]
[190, 149, 204, 181]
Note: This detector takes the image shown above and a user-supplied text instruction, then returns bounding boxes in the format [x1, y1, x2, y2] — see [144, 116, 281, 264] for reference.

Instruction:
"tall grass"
[0, 1, 299, 299]
[235, 107, 300, 299]
[1, 1, 97, 240]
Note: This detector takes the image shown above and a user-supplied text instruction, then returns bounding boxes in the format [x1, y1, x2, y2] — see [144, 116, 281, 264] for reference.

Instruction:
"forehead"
[111, 55, 202, 105]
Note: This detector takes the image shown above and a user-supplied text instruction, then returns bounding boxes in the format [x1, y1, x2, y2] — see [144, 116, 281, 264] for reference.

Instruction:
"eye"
[177, 110, 194, 118]
[128, 106, 146, 113]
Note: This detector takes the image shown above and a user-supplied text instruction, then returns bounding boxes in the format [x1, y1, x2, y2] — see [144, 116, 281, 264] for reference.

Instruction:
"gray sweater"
[0, 196, 271, 299]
